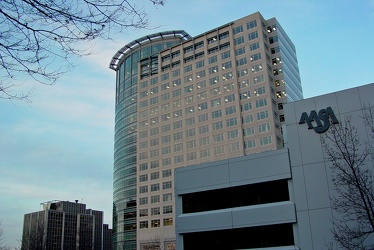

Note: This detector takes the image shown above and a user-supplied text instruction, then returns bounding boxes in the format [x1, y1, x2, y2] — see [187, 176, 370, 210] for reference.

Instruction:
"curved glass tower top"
[110, 31, 191, 250]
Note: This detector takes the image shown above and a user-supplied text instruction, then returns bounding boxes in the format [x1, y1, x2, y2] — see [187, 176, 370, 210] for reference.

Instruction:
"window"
[256, 98, 268, 108]
[161, 124, 170, 133]
[151, 161, 159, 169]
[252, 63, 263, 73]
[239, 79, 250, 88]
[227, 130, 239, 140]
[139, 185, 148, 194]
[186, 128, 196, 137]
[187, 152, 197, 161]
[226, 117, 238, 127]
[139, 163, 148, 171]
[151, 207, 160, 216]
[198, 113, 208, 122]
[253, 75, 265, 84]
[225, 106, 236, 115]
[194, 41, 204, 50]
[196, 60, 205, 68]
[257, 111, 269, 120]
[184, 84, 194, 94]
[163, 193, 173, 202]
[139, 197, 148, 205]
[139, 141, 148, 149]
[222, 61, 232, 70]
[150, 96, 158, 105]
[244, 140, 256, 149]
[209, 76, 219, 85]
[213, 133, 224, 143]
[212, 121, 223, 131]
[173, 131, 183, 141]
[224, 82, 235, 92]
[184, 45, 193, 54]
[151, 219, 160, 228]
[211, 110, 222, 119]
[139, 221, 148, 229]
[151, 172, 159, 180]
[151, 195, 160, 204]
[199, 125, 209, 134]
[259, 123, 271, 133]
[163, 218, 173, 227]
[198, 102, 208, 111]
[235, 47, 246, 56]
[174, 155, 184, 164]
[255, 86, 266, 96]
[214, 145, 224, 156]
[233, 25, 243, 34]
[236, 57, 247, 67]
[241, 102, 252, 112]
[185, 95, 194, 104]
[225, 94, 235, 103]
[221, 51, 231, 59]
[211, 98, 221, 107]
[248, 31, 259, 41]
[240, 91, 251, 100]
[208, 55, 217, 64]
[163, 181, 172, 190]
[184, 64, 192, 73]
[151, 183, 160, 192]
[173, 110, 182, 118]
[197, 91, 207, 100]
[185, 117, 195, 127]
[196, 70, 206, 79]
[150, 149, 159, 158]
[139, 174, 148, 182]
[162, 158, 171, 166]
[208, 36, 217, 44]
[273, 68, 283, 75]
[162, 169, 172, 178]
[174, 143, 183, 152]
[163, 205, 173, 214]
[196, 80, 206, 90]
[271, 46, 280, 54]
[249, 42, 260, 51]
[172, 78, 181, 87]
[172, 68, 180, 77]
[150, 138, 159, 147]
[250, 52, 262, 62]
[243, 127, 255, 136]
[269, 36, 278, 44]
[228, 142, 240, 152]
[234, 36, 244, 46]
[200, 148, 211, 158]
[209, 65, 219, 74]
[210, 87, 220, 96]
[161, 146, 171, 155]
[185, 106, 194, 115]
[247, 20, 257, 29]
[161, 73, 169, 81]
[139, 209, 148, 217]
[260, 136, 272, 145]
[219, 31, 229, 40]
[242, 114, 254, 124]
[173, 121, 183, 129]
[237, 68, 249, 77]
[199, 136, 210, 146]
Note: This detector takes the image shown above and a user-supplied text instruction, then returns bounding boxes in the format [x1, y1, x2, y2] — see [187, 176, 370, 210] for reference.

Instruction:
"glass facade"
[111, 31, 191, 250]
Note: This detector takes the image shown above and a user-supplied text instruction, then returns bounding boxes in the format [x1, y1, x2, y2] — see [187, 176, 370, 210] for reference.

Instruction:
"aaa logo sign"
[299, 107, 339, 133]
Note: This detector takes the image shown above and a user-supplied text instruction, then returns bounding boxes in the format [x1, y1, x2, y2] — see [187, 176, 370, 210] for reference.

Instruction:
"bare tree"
[0, 0, 165, 102]
[321, 107, 374, 249]
[0, 221, 10, 250]
[21, 222, 45, 250]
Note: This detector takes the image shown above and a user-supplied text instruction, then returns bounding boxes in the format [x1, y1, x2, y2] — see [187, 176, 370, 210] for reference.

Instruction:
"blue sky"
[1, 0, 374, 248]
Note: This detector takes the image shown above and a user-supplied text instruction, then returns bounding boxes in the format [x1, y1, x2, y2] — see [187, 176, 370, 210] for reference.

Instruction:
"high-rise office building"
[109, 12, 302, 250]
[22, 200, 112, 250]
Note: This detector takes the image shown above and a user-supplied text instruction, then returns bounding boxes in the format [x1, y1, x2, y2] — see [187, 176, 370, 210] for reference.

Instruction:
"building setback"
[110, 12, 302, 249]
[174, 83, 374, 249]
[22, 200, 112, 250]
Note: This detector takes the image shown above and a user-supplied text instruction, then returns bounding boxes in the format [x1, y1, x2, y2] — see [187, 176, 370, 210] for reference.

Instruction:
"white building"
[175, 83, 374, 249]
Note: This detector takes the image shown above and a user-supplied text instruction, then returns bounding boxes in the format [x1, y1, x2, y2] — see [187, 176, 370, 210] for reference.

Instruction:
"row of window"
[244, 135, 273, 149]
[139, 205, 173, 218]
[139, 191, 172, 205]
[139, 218, 173, 229]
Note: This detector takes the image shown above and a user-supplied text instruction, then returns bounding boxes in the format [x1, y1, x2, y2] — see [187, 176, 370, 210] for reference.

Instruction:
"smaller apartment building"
[175, 83, 374, 249]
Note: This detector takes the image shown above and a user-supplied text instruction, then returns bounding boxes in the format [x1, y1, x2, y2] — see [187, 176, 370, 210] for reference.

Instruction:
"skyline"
[1, 1, 374, 248]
